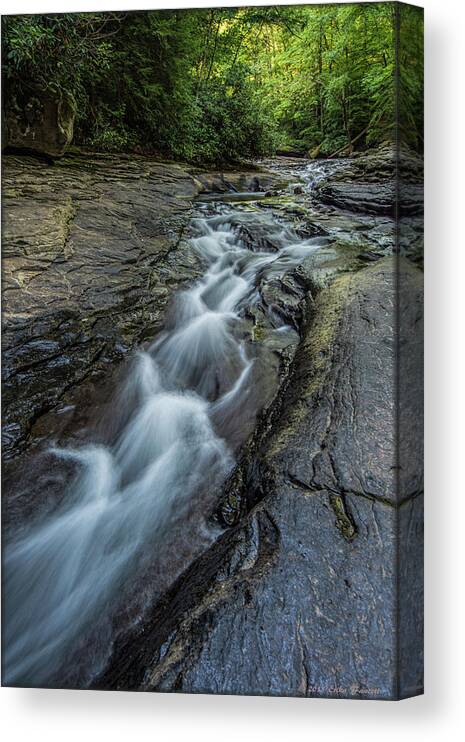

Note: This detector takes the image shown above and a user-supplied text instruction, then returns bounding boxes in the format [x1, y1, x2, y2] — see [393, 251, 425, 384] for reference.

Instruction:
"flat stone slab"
[316, 181, 395, 215]
[2, 154, 201, 461]
[263, 258, 423, 505]
[123, 490, 422, 700]
[314, 145, 423, 217]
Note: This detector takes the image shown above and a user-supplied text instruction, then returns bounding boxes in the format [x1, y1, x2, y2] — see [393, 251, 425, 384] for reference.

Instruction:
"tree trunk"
[328, 124, 369, 158]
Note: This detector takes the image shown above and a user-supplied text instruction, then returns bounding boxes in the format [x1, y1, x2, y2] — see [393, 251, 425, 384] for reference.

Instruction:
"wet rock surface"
[260, 145, 423, 265]
[2, 147, 423, 697]
[192, 169, 285, 195]
[2, 154, 295, 480]
[313, 145, 423, 218]
[258, 258, 424, 506]
[96, 259, 424, 699]
[317, 180, 395, 216]
[2, 153, 200, 464]
[2, 152, 211, 531]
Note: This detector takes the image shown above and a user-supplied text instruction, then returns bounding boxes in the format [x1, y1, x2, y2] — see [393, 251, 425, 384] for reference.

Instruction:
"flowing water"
[3, 164, 333, 687]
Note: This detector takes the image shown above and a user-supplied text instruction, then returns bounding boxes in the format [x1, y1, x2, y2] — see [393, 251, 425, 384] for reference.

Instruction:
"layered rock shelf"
[2, 146, 423, 698]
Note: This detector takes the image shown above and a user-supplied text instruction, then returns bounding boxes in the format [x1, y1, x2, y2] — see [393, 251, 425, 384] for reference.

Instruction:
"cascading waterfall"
[3, 196, 327, 687]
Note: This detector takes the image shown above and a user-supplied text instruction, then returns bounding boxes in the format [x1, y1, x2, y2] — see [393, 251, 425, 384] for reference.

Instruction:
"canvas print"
[1, 2, 424, 699]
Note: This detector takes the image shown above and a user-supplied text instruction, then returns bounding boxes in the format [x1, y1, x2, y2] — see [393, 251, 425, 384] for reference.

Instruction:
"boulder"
[4, 93, 76, 157]
[314, 145, 423, 217]
[194, 170, 285, 194]
[317, 180, 395, 216]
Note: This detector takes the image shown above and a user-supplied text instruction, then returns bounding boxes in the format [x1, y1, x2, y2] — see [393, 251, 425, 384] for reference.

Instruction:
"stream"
[3, 158, 376, 687]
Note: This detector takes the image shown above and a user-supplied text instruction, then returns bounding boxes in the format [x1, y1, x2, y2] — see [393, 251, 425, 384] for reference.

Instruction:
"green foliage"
[2, 14, 113, 106]
[398, 4, 424, 149]
[256, 2, 398, 154]
[2, 4, 423, 161]
[186, 67, 277, 163]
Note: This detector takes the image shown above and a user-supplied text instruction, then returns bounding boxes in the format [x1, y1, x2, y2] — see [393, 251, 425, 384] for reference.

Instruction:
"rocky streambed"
[2, 146, 423, 698]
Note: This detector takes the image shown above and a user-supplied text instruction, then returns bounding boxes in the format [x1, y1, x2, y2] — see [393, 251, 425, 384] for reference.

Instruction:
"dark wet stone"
[4, 92, 75, 157]
[3, 150, 423, 697]
[194, 170, 284, 195]
[2, 153, 202, 465]
[96, 257, 423, 699]
[233, 222, 282, 253]
[119, 493, 420, 700]
[260, 258, 423, 505]
[357, 250, 384, 262]
[314, 145, 423, 218]
[1, 152, 211, 536]
[317, 180, 395, 216]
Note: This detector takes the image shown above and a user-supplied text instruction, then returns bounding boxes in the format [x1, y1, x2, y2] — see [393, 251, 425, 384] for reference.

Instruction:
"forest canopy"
[2, 3, 423, 163]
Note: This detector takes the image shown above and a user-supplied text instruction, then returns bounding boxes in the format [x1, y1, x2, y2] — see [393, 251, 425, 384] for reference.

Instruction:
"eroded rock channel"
[2, 148, 423, 698]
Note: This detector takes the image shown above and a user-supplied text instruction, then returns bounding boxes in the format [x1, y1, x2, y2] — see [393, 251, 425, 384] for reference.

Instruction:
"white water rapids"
[4, 195, 328, 687]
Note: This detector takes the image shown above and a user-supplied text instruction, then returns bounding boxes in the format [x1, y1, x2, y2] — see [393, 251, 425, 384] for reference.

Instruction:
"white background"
[1, 0, 464, 739]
